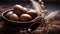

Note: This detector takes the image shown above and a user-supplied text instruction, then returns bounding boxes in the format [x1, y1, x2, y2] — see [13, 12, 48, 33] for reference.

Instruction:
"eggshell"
[9, 13, 19, 21]
[6, 11, 13, 18]
[27, 9, 38, 19]
[20, 14, 32, 21]
[14, 5, 28, 15]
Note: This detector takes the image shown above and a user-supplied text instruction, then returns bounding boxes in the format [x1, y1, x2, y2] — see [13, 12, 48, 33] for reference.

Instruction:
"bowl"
[2, 9, 40, 31]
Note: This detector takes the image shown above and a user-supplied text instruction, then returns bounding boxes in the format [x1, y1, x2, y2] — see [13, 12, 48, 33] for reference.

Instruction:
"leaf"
[44, 10, 59, 20]
[31, 0, 42, 15]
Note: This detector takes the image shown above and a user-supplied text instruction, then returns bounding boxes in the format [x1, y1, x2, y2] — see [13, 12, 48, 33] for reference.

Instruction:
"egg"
[23, 7, 29, 12]
[14, 5, 28, 15]
[27, 9, 38, 19]
[20, 14, 32, 21]
[6, 11, 13, 18]
[9, 13, 19, 21]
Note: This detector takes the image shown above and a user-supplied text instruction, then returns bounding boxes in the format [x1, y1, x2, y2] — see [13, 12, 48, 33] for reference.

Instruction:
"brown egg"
[9, 13, 19, 21]
[14, 5, 28, 15]
[27, 9, 38, 19]
[20, 14, 32, 21]
[6, 11, 13, 18]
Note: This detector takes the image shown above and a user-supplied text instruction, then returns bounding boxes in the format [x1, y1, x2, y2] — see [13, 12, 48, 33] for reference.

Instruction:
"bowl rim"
[2, 9, 35, 23]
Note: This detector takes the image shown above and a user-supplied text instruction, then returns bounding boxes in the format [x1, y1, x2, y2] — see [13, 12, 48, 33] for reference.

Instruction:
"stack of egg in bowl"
[2, 5, 40, 31]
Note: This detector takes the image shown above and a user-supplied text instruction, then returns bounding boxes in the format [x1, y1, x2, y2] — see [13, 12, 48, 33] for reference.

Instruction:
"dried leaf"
[44, 10, 59, 20]
[39, 0, 42, 2]
[31, 0, 42, 15]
